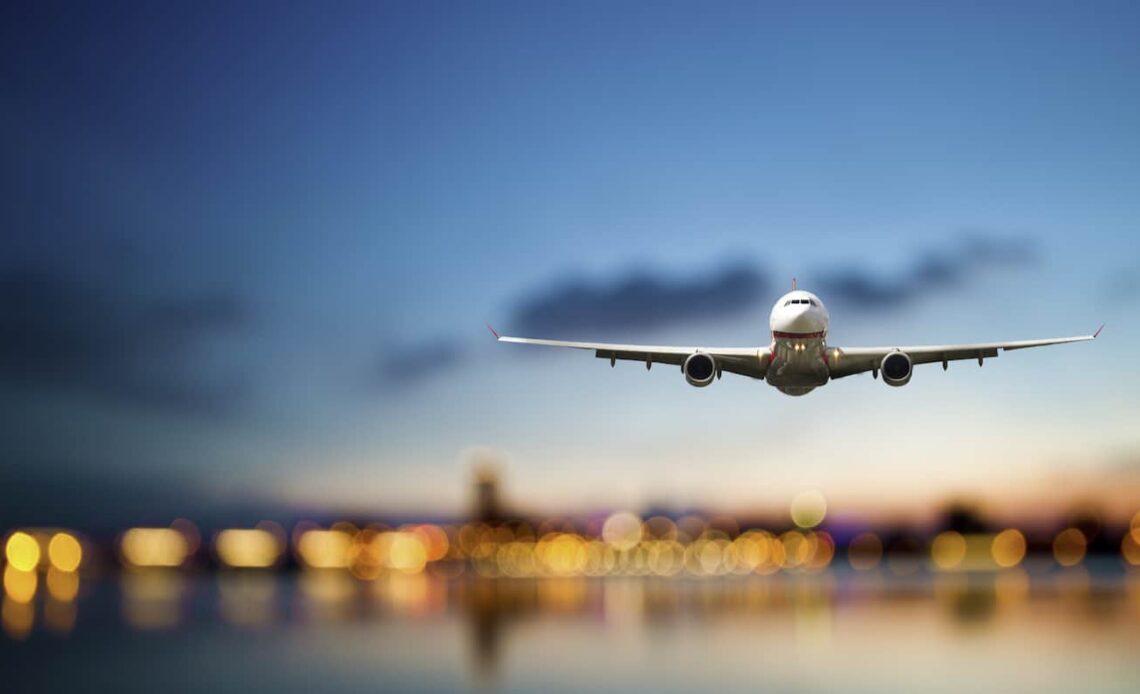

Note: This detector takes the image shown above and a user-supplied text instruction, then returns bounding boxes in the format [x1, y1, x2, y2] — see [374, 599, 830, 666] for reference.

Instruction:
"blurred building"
[472, 463, 504, 523]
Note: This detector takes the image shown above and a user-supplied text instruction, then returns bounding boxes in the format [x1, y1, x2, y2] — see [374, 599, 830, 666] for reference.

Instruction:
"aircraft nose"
[782, 306, 823, 333]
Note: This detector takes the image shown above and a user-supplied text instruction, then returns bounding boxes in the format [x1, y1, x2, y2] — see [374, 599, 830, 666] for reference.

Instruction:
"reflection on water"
[218, 571, 277, 628]
[2, 566, 1139, 692]
[121, 569, 187, 630]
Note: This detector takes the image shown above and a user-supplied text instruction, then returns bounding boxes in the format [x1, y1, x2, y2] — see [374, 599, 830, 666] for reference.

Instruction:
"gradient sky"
[2, 0, 1139, 528]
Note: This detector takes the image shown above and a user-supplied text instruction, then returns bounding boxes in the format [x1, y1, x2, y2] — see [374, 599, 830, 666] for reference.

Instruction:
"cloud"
[0, 266, 253, 414]
[377, 338, 467, 388]
[509, 262, 769, 337]
[817, 235, 1038, 310]
[1107, 264, 1140, 302]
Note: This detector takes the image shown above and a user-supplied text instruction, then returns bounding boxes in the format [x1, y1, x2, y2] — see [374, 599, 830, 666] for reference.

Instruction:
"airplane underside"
[765, 336, 830, 396]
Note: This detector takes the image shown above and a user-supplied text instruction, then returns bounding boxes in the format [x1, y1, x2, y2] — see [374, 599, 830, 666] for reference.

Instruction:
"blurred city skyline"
[3, 1, 1140, 527]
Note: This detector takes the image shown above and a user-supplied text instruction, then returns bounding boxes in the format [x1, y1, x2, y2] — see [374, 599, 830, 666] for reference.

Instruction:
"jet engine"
[683, 352, 717, 387]
[880, 351, 913, 387]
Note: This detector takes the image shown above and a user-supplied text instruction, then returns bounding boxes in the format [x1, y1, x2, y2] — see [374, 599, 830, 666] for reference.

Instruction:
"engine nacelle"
[880, 351, 913, 387]
[683, 352, 717, 387]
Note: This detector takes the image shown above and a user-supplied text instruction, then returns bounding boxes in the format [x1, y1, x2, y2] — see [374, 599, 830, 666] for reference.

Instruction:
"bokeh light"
[931, 531, 967, 570]
[991, 529, 1027, 568]
[790, 491, 827, 529]
[1052, 528, 1087, 567]
[1121, 532, 1140, 566]
[601, 512, 643, 551]
[121, 528, 191, 568]
[296, 528, 353, 569]
[216, 528, 282, 568]
[383, 531, 429, 574]
[5, 532, 41, 572]
[48, 532, 83, 572]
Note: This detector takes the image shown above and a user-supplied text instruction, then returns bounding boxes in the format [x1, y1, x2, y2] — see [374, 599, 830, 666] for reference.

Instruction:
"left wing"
[826, 328, 1102, 379]
[493, 331, 770, 380]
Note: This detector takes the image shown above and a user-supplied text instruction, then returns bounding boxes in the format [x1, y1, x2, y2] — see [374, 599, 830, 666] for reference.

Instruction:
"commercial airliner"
[492, 281, 1101, 396]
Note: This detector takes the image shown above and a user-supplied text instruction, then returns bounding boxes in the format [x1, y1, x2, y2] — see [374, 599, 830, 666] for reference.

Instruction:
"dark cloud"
[0, 266, 252, 414]
[377, 339, 467, 388]
[1107, 264, 1140, 302]
[817, 235, 1038, 310]
[510, 262, 769, 337]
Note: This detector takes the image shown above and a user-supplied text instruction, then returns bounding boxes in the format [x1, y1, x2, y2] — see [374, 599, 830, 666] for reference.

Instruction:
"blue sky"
[2, 1, 1139, 527]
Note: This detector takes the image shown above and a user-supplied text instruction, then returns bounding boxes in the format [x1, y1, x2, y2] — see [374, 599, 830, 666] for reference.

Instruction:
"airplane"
[491, 280, 1102, 396]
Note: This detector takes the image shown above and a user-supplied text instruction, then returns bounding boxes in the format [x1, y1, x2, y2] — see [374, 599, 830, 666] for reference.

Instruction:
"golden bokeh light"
[847, 532, 883, 571]
[216, 529, 282, 568]
[1131, 511, 1140, 544]
[1052, 528, 1087, 567]
[991, 529, 1027, 568]
[930, 531, 967, 570]
[1121, 532, 1140, 566]
[48, 532, 83, 573]
[384, 532, 429, 574]
[647, 540, 684, 576]
[5, 531, 42, 572]
[296, 529, 353, 569]
[807, 531, 836, 570]
[780, 531, 811, 568]
[4, 566, 38, 604]
[537, 533, 588, 576]
[121, 528, 191, 568]
[46, 567, 80, 602]
[731, 532, 770, 573]
[790, 490, 827, 529]
[409, 524, 449, 562]
[601, 512, 643, 551]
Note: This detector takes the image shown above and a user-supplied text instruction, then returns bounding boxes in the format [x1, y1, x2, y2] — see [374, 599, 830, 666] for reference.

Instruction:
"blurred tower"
[472, 460, 504, 523]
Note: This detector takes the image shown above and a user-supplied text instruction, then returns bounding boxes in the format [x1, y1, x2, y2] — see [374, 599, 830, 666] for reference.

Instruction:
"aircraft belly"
[765, 338, 830, 388]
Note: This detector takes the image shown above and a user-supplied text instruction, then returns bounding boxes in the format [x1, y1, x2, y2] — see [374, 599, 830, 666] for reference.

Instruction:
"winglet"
[1093, 323, 1104, 339]
[792, 277, 797, 290]
[486, 324, 501, 339]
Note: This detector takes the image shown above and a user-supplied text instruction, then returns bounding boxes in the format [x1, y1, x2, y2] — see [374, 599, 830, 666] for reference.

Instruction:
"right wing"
[492, 330, 770, 380]
[826, 329, 1101, 379]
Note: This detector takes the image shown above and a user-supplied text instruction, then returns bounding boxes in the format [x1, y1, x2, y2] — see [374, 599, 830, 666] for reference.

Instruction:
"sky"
[2, 0, 1139, 529]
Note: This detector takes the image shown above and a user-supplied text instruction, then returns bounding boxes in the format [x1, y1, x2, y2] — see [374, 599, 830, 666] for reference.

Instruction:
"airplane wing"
[492, 330, 770, 380]
[826, 327, 1102, 379]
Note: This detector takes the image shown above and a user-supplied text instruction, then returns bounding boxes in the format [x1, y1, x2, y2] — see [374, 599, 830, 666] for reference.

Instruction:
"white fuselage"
[766, 290, 831, 396]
